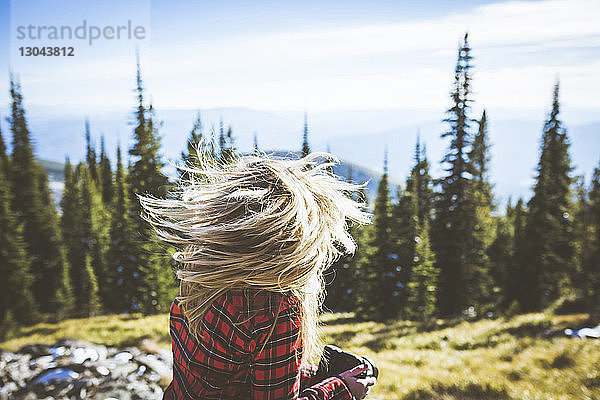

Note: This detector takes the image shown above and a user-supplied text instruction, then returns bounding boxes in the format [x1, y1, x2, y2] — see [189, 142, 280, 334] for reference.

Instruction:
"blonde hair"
[137, 145, 371, 366]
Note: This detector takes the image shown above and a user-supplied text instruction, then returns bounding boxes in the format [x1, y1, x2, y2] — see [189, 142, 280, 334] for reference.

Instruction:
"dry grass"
[0, 313, 170, 352]
[320, 313, 600, 399]
[2, 312, 598, 399]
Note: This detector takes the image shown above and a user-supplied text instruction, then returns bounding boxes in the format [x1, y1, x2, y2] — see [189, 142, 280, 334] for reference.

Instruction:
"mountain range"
[5, 106, 599, 209]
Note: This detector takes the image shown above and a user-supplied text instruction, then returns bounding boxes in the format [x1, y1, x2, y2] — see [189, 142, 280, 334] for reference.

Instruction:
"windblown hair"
[137, 145, 371, 365]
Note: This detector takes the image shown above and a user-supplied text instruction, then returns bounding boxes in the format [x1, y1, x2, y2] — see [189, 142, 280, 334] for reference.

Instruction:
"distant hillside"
[39, 153, 399, 210]
[6, 106, 598, 206]
[39, 159, 65, 209]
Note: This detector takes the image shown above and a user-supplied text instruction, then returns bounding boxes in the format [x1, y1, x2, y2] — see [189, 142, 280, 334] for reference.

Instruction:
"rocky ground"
[0, 339, 172, 400]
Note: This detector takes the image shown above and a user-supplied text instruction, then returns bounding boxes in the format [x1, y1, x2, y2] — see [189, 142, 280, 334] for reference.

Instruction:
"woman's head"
[138, 145, 371, 364]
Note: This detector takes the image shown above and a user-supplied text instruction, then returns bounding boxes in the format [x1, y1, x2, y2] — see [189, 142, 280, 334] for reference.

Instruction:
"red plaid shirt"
[163, 289, 352, 400]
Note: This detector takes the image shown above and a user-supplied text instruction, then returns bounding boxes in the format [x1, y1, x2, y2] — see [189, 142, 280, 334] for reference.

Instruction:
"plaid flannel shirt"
[163, 289, 353, 400]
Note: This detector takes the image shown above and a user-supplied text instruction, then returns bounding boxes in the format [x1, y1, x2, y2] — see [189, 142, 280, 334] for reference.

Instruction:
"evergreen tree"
[488, 200, 515, 309]
[584, 162, 600, 310]
[465, 109, 495, 309]
[220, 126, 236, 163]
[253, 132, 259, 153]
[392, 184, 416, 317]
[81, 254, 101, 317]
[127, 60, 176, 314]
[407, 217, 438, 320]
[324, 167, 359, 311]
[301, 112, 310, 157]
[77, 162, 109, 314]
[99, 135, 113, 205]
[7, 77, 71, 318]
[523, 82, 575, 310]
[432, 33, 477, 316]
[0, 122, 9, 175]
[106, 145, 138, 313]
[85, 119, 98, 183]
[180, 112, 204, 181]
[356, 151, 397, 320]
[509, 198, 529, 311]
[0, 134, 39, 332]
[393, 137, 436, 318]
[413, 137, 434, 226]
[60, 159, 85, 310]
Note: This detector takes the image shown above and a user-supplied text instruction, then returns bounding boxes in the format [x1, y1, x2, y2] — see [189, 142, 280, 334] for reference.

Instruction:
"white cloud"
[6, 0, 600, 117]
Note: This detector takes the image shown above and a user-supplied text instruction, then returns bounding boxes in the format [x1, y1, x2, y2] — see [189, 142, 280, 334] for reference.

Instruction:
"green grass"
[2, 312, 598, 399]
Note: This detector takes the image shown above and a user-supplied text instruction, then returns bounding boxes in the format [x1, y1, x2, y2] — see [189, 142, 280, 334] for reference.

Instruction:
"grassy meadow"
[1, 312, 599, 399]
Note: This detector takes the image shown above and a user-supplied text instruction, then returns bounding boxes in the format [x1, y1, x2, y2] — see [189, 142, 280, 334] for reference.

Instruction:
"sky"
[0, 0, 598, 119]
[0, 0, 598, 204]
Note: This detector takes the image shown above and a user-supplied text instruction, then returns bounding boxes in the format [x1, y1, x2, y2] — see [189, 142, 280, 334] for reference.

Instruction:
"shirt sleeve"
[249, 300, 353, 400]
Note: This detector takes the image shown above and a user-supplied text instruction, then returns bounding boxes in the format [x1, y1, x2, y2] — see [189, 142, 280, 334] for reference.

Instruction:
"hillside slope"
[2, 312, 597, 399]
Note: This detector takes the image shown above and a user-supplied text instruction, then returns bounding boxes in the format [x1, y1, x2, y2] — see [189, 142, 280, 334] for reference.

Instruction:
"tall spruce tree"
[393, 137, 437, 318]
[432, 33, 477, 316]
[0, 131, 39, 333]
[301, 112, 310, 157]
[180, 112, 204, 181]
[0, 122, 9, 175]
[407, 217, 437, 320]
[60, 159, 86, 310]
[508, 198, 529, 311]
[253, 132, 259, 153]
[7, 77, 71, 318]
[76, 162, 109, 314]
[488, 200, 515, 309]
[465, 109, 495, 308]
[106, 145, 138, 313]
[220, 126, 236, 164]
[356, 151, 397, 320]
[413, 137, 434, 226]
[85, 119, 98, 184]
[584, 162, 600, 310]
[127, 60, 176, 314]
[523, 82, 575, 310]
[99, 135, 113, 205]
[81, 254, 101, 317]
[324, 168, 360, 311]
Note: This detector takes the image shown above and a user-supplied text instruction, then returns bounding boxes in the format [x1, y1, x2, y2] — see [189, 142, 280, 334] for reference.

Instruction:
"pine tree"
[393, 137, 437, 318]
[324, 167, 359, 311]
[488, 200, 515, 309]
[77, 162, 109, 314]
[180, 112, 204, 181]
[356, 150, 397, 320]
[0, 122, 9, 175]
[253, 132, 259, 153]
[509, 198, 529, 311]
[99, 135, 113, 205]
[106, 145, 138, 313]
[127, 60, 176, 314]
[301, 112, 310, 157]
[392, 184, 416, 317]
[407, 217, 438, 320]
[523, 82, 575, 310]
[7, 77, 71, 318]
[465, 109, 495, 309]
[0, 133, 40, 332]
[81, 254, 101, 317]
[584, 162, 600, 310]
[220, 126, 236, 164]
[85, 119, 98, 184]
[413, 137, 434, 226]
[60, 158, 85, 309]
[432, 33, 477, 316]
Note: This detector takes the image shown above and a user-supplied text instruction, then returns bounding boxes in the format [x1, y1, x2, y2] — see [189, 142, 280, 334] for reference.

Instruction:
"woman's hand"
[338, 364, 376, 399]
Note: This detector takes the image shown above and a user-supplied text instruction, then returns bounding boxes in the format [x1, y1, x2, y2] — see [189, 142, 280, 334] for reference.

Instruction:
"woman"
[138, 148, 375, 399]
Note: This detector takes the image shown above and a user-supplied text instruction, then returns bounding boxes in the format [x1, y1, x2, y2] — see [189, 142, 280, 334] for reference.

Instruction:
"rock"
[0, 340, 171, 399]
